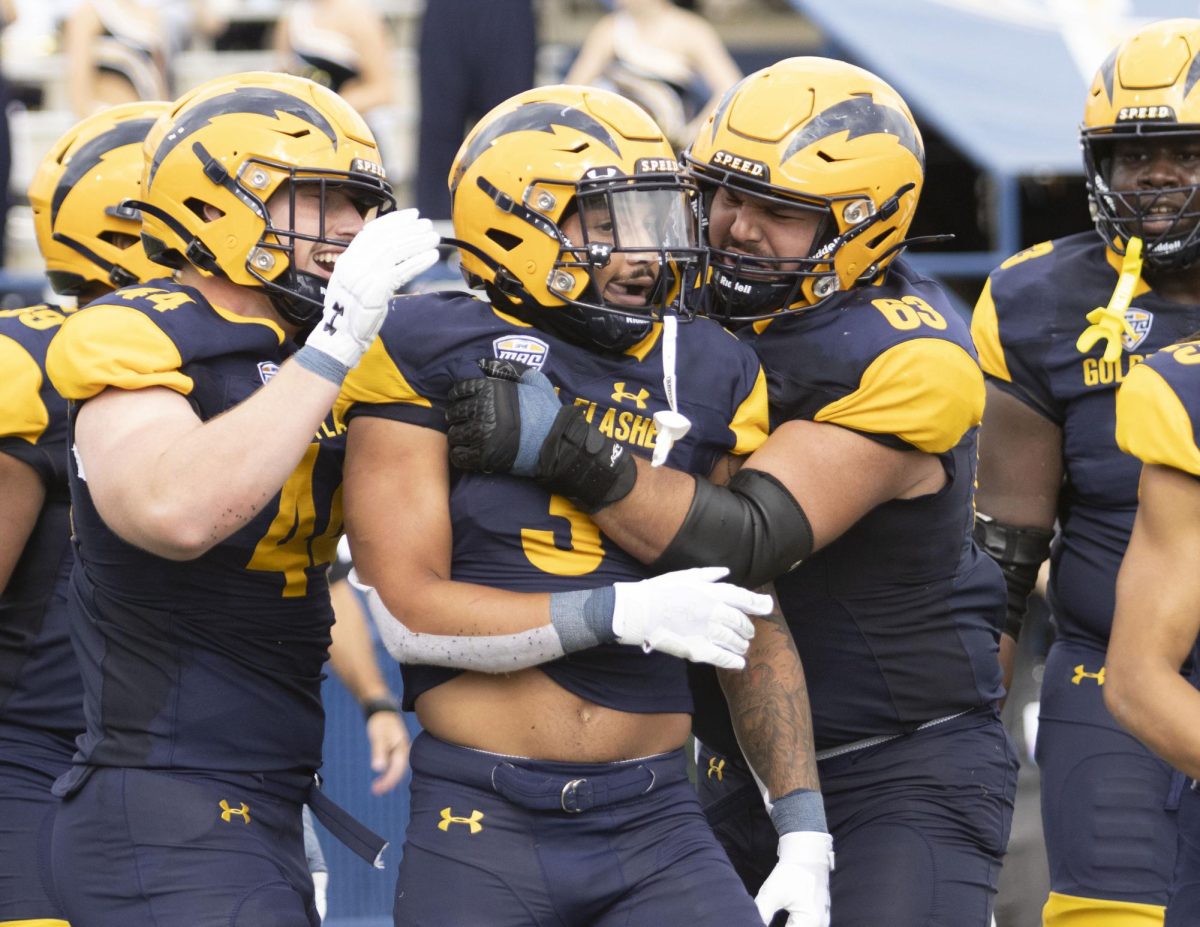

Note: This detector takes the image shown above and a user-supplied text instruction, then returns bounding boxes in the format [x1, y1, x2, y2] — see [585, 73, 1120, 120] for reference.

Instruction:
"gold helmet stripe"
[149, 87, 338, 186]
[782, 96, 923, 168]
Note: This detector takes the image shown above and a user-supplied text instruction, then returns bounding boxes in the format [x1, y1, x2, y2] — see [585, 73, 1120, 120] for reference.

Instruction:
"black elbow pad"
[651, 468, 813, 588]
[973, 512, 1054, 641]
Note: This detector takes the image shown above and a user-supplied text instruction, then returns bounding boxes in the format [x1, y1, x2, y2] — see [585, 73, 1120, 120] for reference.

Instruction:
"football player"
[448, 58, 1020, 926]
[341, 84, 829, 927]
[43, 71, 440, 925]
[970, 19, 1200, 926]
[1107, 339, 1200, 925]
[0, 99, 168, 927]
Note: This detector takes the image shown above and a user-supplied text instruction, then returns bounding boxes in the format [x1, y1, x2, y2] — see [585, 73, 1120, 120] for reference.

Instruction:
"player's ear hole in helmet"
[1082, 18, 1200, 272]
[685, 57, 933, 323]
[28, 100, 172, 301]
[446, 84, 704, 352]
[130, 71, 395, 330]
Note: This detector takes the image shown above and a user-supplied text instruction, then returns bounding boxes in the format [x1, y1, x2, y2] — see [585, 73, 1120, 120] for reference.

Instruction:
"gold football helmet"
[448, 84, 702, 350]
[686, 57, 925, 321]
[135, 71, 394, 327]
[29, 101, 170, 298]
[1083, 18, 1200, 269]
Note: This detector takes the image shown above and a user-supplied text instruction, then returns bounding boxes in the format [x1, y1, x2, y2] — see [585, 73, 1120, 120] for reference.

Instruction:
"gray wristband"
[294, 344, 350, 386]
[548, 586, 616, 652]
[770, 788, 828, 835]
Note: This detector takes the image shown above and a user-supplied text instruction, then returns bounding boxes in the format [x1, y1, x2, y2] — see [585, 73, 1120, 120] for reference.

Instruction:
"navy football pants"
[699, 708, 1018, 927]
[1037, 639, 1179, 925]
[394, 732, 763, 926]
[50, 766, 318, 926]
[0, 736, 69, 922]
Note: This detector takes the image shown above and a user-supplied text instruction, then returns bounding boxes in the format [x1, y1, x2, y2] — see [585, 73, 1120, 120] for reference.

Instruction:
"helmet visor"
[579, 185, 698, 251]
[551, 176, 704, 322]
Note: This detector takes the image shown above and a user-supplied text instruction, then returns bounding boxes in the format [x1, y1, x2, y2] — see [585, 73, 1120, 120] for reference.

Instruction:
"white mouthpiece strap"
[652, 314, 691, 467]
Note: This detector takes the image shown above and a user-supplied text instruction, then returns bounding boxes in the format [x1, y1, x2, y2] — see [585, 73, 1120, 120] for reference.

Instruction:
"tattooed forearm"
[718, 589, 820, 797]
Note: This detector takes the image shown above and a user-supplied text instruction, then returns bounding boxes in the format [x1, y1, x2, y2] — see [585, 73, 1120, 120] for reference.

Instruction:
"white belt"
[815, 709, 972, 762]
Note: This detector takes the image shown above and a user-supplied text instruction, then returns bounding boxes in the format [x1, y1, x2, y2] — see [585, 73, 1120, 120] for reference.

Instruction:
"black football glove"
[445, 358, 637, 512]
[446, 358, 562, 476]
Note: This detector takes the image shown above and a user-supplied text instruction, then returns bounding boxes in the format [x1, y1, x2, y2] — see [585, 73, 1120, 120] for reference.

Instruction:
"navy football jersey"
[698, 258, 1006, 754]
[341, 291, 768, 715]
[1116, 342, 1200, 476]
[972, 231, 1200, 648]
[46, 281, 343, 782]
[0, 305, 80, 756]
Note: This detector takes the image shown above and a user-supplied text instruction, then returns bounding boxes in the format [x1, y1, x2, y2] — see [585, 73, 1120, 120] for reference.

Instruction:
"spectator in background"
[274, 0, 400, 178]
[566, 0, 740, 149]
[274, 0, 394, 119]
[414, 0, 535, 218]
[63, 0, 170, 116]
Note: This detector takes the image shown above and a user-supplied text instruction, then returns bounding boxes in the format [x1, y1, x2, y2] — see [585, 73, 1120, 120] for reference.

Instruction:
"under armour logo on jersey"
[1071, 664, 1106, 686]
[438, 808, 484, 834]
[219, 800, 251, 823]
[707, 757, 726, 781]
[611, 383, 649, 409]
[324, 303, 344, 334]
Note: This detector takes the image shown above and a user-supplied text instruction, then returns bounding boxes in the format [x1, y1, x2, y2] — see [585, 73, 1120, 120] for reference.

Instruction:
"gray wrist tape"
[360, 582, 567, 672]
[770, 788, 829, 835]
[548, 585, 617, 652]
[294, 344, 350, 386]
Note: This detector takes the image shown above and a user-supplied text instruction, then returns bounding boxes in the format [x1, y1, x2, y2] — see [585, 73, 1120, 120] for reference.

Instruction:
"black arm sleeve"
[650, 468, 813, 589]
[973, 512, 1054, 641]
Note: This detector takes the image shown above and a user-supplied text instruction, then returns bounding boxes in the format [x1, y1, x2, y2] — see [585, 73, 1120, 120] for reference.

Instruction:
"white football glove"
[304, 208, 441, 369]
[611, 566, 768, 670]
[755, 832, 834, 927]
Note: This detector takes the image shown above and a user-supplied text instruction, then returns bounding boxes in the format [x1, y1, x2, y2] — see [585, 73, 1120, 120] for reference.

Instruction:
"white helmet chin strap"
[651, 313, 691, 467]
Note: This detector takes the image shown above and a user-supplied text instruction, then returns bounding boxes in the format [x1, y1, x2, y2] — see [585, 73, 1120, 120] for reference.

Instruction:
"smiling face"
[1106, 136, 1200, 241]
[265, 182, 369, 280]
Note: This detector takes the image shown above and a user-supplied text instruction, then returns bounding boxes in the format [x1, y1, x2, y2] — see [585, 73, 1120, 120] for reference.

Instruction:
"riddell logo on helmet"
[1116, 105, 1175, 121]
[711, 151, 769, 180]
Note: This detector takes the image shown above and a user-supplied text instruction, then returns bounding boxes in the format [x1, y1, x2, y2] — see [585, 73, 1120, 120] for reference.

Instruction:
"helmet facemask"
[233, 159, 395, 329]
[134, 72, 394, 331]
[544, 172, 703, 350]
[463, 168, 704, 352]
[1083, 128, 1200, 271]
[683, 58, 927, 325]
[694, 163, 912, 324]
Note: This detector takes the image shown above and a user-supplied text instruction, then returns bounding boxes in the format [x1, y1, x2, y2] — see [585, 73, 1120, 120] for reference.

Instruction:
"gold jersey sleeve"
[0, 332, 49, 443]
[728, 366, 770, 456]
[46, 304, 192, 400]
[814, 338, 985, 454]
[338, 335, 431, 413]
[969, 277, 1013, 382]
[1115, 360, 1200, 477]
